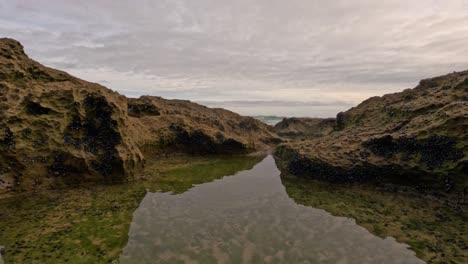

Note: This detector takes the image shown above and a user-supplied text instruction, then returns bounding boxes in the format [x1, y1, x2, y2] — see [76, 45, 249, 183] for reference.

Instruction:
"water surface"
[120, 156, 423, 264]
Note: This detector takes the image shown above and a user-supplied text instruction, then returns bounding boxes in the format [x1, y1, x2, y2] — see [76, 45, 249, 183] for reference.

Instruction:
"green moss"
[149, 155, 261, 193]
[0, 155, 262, 264]
[280, 175, 468, 264]
[407, 240, 432, 257]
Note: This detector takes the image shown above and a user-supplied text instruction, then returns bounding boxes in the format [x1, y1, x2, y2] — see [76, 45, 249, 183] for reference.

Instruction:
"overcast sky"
[1, 1, 467, 117]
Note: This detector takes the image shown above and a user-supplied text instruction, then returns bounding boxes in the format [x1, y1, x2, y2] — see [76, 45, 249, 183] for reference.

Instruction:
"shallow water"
[0, 155, 434, 263]
[120, 156, 423, 264]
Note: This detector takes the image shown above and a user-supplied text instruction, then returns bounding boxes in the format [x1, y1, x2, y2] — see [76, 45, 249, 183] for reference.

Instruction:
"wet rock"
[363, 135, 395, 158]
[170, 125, 247, 154]
[81, 95, 124, 176]
[221, 138, 246, 154]
[419, 135, 464, 169]
[49, 152, 87, 177]
[363, 135, 463, 169]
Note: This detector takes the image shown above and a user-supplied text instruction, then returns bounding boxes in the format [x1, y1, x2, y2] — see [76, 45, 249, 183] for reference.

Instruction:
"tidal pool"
[0, 155, 433, 263]
[119, 156, 423, 264]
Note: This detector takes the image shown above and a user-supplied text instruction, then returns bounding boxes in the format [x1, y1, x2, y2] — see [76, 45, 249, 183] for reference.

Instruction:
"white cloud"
[1, 0, 467, 116]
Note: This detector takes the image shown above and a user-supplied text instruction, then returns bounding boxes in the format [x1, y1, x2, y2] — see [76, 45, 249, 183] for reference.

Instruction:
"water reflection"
[121, 156, 424, 264]
[0, 155, 261, 263]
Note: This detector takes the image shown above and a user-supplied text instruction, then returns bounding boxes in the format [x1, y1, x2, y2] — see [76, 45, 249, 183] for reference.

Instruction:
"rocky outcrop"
[275, 70, 468, 191]
[274, 117, 335, 139]
[127, 96, 282, 155]
[0, 38, 280, 195]
[0, 38, 146, 194]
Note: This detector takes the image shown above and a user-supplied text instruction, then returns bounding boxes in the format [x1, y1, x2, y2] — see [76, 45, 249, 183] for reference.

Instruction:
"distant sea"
[251, 116, 284, 126]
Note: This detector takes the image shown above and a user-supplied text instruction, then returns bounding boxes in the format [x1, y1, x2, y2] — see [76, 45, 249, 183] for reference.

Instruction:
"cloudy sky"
[1, 1, 467, 117]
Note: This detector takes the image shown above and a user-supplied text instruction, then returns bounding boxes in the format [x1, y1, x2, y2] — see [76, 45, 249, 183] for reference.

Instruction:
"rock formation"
[274, 117, 335, 139]
[127, 96, 281, 155]
[276, 70, 468, 191]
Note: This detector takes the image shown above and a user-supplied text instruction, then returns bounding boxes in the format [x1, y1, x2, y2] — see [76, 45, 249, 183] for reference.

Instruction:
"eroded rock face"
[63, 94, 125, 177]
[275, 70, 468, 191]
[0, 38, 144, 194]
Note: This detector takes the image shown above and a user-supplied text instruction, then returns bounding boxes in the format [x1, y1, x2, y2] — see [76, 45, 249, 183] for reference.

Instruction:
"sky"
[1, 0, 468, 117]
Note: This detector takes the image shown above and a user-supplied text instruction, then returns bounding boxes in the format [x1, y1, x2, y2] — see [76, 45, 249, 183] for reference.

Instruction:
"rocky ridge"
[127, 96, 281, 155]
[275, 70, 468, 191]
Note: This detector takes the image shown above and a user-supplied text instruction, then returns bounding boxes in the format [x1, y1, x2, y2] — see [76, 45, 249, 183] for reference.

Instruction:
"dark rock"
[239, 120, 259, 131]
[0, 127, 15, 152]
[82, 95, 123, 176]
[49, 152, 87, 177]
[21, 128, 32, 138]
[335, 112, 346, 130]
[127, 101, 161, 117]
[170, 125, 247, 154]
[363, 135, 464, 169]
[25, 100, 52, 115]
